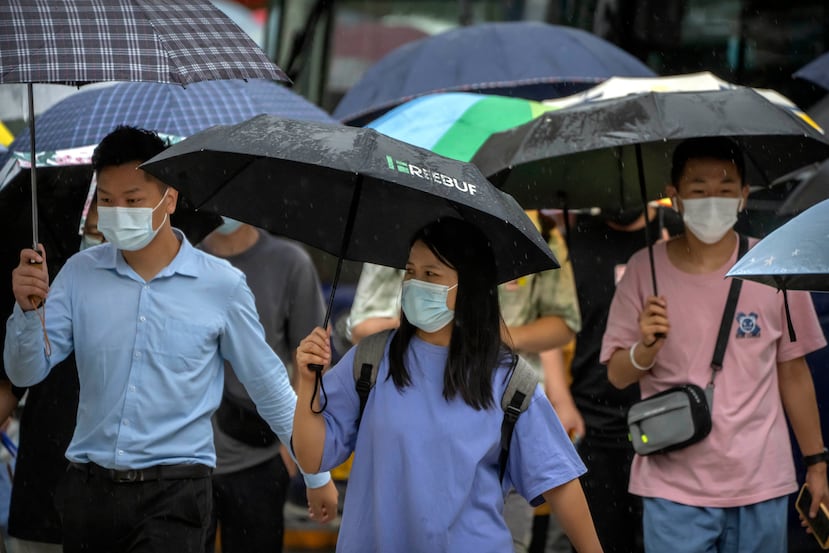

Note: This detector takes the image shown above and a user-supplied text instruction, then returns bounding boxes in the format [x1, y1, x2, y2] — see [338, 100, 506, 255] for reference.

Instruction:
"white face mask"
[679, 196, 742, 244]
[97, 188, 169, 251]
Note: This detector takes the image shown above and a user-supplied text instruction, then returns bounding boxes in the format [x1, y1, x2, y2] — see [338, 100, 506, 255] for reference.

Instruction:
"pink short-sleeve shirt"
[601, 237, 826, 507]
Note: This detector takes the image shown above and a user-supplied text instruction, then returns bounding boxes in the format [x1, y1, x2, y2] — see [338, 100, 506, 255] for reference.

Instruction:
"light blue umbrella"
[727, 198, 829, 292]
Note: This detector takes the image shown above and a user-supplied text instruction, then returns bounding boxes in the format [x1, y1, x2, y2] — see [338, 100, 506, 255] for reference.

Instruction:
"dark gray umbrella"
[472, 87, 829, 298]
[473, 88, 829, 211]
[0, 0, 288, 254]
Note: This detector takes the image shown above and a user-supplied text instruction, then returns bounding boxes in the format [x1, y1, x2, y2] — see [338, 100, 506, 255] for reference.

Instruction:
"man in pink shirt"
[601, 137, 828, 553]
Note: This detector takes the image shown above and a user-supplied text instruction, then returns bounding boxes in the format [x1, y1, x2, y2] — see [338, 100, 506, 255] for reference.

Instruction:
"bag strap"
[711, 234, 749, 373]
[498, 355, 539, 483]
[353, 329, 392, 426]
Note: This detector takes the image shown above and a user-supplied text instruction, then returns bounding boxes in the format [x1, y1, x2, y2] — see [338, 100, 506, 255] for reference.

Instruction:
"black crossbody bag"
[627, 234, 747, 456]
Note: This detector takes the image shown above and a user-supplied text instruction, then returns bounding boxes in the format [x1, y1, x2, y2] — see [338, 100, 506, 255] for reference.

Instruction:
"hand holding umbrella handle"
[27, 248, 45, 310]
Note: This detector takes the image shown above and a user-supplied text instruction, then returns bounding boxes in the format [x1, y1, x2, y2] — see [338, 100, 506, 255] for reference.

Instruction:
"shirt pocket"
[161, 319, 220, 366]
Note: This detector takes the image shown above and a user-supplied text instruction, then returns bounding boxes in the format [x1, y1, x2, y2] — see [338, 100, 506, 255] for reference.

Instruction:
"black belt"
[69, 461, 212, 483]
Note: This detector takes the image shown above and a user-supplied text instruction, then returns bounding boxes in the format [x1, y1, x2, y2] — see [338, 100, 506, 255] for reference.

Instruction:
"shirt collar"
[94, 228, 200, 280]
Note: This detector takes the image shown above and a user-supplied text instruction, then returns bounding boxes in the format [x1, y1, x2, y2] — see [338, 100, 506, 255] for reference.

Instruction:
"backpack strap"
[353, 329, 392, 426]
[498, 355, 539, 482]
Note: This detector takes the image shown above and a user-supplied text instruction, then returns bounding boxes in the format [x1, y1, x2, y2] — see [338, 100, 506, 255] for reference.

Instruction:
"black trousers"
[205, 454, 290, 553]
[577, 433, 644, 553]
[56, 465, 212, 553]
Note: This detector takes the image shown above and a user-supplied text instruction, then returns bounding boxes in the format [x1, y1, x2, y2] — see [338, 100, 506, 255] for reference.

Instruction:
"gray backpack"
[352, 330, 538, 482]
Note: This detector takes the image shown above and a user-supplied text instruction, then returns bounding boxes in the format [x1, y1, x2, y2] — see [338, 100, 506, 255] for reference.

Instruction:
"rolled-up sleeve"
[4, 262, 75, 387]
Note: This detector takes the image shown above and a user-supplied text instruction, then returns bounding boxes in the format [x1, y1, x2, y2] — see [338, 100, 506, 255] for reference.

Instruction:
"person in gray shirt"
[200, 218, 326, 553]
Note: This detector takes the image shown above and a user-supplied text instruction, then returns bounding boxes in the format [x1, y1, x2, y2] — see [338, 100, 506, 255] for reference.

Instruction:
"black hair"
[388, 218, 511, 410]
[91, 125, 167, 173]
[670, 137, 746, 186]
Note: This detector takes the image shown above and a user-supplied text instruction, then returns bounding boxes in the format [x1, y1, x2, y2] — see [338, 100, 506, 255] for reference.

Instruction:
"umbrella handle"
[635, 143, 665, 341]
[308, 363, 328, 414]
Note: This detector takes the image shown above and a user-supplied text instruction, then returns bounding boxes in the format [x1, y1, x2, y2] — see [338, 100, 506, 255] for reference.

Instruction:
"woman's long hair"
[388, 218, 511, 410]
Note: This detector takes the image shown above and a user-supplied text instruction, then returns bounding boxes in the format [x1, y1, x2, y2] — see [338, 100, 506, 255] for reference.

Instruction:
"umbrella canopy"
[141, 114, 558, 288]
[543, 71, 822, 132]
[726, 198, 829, 292]
[473, 88, 829, 211]
[332, 21, 655, 126]
[2, 79, 335, 156]
[366, 92, 559, 162]
[542, 71, 737, 109]
[794, 51, 829, 91]
[0, 0, 287, 85]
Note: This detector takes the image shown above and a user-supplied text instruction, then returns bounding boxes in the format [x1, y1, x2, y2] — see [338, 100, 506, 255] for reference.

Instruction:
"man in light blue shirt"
[4, 126, 337, 553]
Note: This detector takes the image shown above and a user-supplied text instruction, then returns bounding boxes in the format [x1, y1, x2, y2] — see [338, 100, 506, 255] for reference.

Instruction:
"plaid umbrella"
[0, 0, 289, 254]
[0, 0, 287, 85]
[3, 79, 334, 155]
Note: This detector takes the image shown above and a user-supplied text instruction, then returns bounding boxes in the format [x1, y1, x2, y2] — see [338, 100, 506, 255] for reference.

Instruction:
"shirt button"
[117, 450, 124, 456]
[123, 420, 129, 426]
[129, 385, 136, 392]
[134, 351, 141, 359]
[144, 285, 150, 290]
[138, 316, 146, 322]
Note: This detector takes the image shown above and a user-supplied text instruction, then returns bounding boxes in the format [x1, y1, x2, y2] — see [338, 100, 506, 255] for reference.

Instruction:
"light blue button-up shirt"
[4, 231, 329, 488]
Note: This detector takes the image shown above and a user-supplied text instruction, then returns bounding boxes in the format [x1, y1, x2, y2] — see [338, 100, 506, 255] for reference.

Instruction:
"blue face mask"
[216, 216, 244, 235]
[401, 279, 458, 333]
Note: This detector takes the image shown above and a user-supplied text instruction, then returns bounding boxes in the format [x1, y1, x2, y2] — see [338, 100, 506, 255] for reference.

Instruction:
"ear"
[739, 184, 749, 210]
[665, 184, 679, 210]
[166, 187, 179, 215]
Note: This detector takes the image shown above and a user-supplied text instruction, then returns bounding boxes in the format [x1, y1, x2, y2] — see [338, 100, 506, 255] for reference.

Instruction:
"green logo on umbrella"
[386, 155, 478, 196]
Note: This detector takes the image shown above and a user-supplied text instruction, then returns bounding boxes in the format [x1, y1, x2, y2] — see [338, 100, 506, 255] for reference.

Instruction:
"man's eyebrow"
[97, 187, 143, 195]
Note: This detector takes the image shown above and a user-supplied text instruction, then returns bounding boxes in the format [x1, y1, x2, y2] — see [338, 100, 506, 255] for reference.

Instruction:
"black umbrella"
[0, 164, 220, 260]
[141, 114, 558, 298]
[0, 0, 288, 256]
[141, 114, 558, 410]
[472, 88, 829, 295]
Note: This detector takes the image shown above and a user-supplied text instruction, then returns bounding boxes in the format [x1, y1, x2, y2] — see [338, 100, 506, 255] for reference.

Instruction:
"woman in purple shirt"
[294, 218, 602, 553]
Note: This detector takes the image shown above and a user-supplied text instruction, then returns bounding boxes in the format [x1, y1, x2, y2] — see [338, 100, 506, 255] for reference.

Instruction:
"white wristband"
[629, 342, 655, 371]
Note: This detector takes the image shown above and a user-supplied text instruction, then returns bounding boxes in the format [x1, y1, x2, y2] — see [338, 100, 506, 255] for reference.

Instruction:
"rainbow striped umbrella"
[367, 92, 558, 162]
